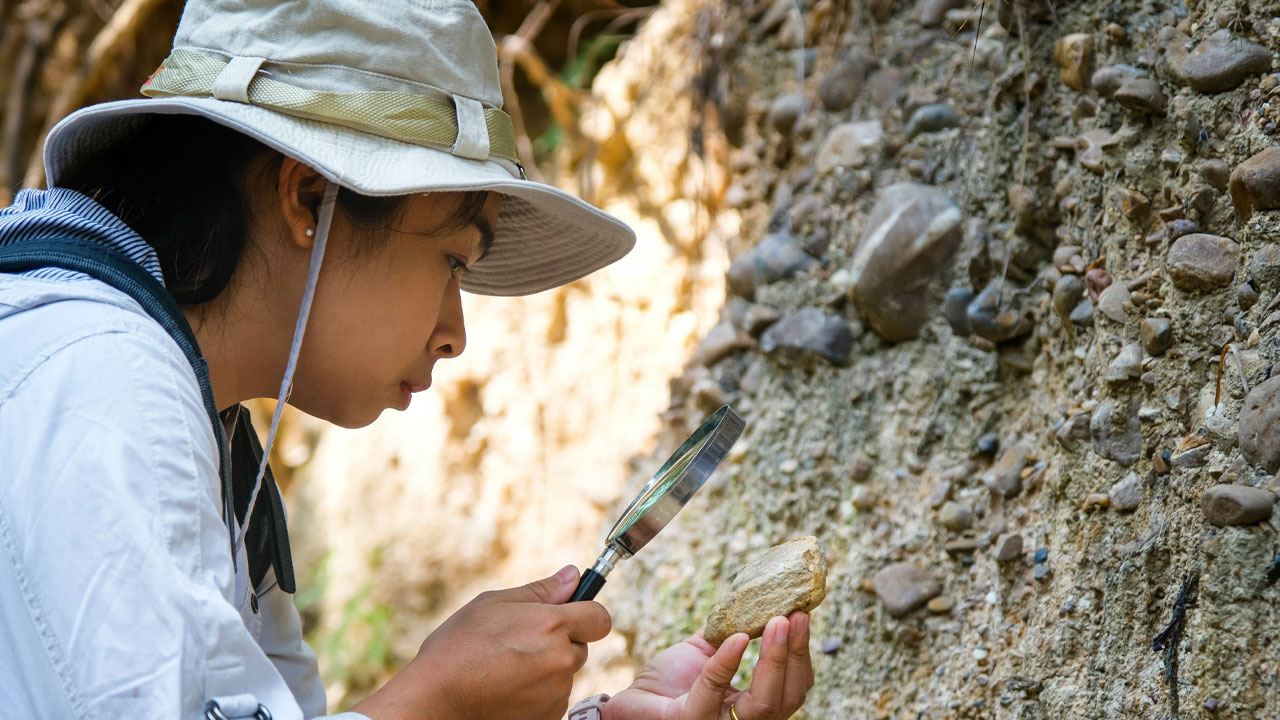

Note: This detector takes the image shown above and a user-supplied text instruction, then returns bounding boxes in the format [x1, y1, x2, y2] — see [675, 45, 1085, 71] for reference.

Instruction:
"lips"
[404, 380, 432, 393]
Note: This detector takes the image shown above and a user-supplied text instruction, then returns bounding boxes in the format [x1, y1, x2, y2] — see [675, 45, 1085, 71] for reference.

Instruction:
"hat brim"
[43, 98, 636, 297]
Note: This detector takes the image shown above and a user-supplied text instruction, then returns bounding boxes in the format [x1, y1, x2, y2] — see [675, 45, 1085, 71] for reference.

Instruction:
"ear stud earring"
[305, 228, 315, 237]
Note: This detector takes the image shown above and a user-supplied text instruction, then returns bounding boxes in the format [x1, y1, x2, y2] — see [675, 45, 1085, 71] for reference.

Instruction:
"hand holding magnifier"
[569, 405, 745, 603]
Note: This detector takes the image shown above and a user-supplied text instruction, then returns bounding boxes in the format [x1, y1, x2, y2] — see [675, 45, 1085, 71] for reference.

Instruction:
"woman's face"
[287, 191, 501, 428]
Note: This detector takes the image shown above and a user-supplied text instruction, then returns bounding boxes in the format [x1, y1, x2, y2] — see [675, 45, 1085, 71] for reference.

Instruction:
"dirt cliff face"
[595, 0, 1280, 718]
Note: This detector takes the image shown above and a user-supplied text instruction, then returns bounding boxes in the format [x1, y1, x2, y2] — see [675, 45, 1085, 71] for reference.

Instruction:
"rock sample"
[1202, 485, 1275, 527]
[760, 308, 858, 366]
[1174, 29, 1271, 93]
[849, 183, 964, 341]
[1168, 234, 1239, 290]
[1229, 148, 1280, 222]
[705, 537, 828, 645]
[872, 563, 941, 618]
[1239, 376, 1280, 473]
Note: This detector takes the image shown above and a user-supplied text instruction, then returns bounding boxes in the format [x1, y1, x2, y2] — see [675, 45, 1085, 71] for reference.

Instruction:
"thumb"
[497, 565, 580, 604]
[684, 633, 748, 718]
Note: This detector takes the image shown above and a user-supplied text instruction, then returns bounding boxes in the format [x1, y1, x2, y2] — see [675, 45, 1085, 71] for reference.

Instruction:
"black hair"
[60, 114, 489, 306]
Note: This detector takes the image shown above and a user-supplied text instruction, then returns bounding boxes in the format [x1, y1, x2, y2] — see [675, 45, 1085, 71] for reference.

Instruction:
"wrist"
[568, 693, 611, 720]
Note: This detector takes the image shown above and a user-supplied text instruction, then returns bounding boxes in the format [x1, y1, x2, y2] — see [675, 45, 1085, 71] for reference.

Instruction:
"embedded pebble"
[820, 638, 842, 654]
[1056, 412, 1091, 451]
[819, 52, 875, 112]
[768, 93, 805, 135]
[851, 485, 877, 510]
[977, 433, 999, 457]
[1084, 268, 1112, 299]
[1140, 317, 1173, 356]
[1034, 548, 1048, 563]
[1096, 282, 1131, 323]
[851, 452, 873, 482]
[705, 537, 828, 645]
[1175, 29, 1272, 93]
[727, 232, 819, 299]
[1090, 400, 1141, 466]
[967, 283, 1030, 343]
[1114, 77, 1167, 115]
[1248, 245, 1280, 290]
[698, 321, 755, 366]
[849, 183, 964, 341]
[984, 441, 1030, 497]
[1201, 159, 1232, 192]
[1053, 33, 1094, 91]
[905, 104, 961, 139]
[918, 0, 963, 27]
[760, 308, 858, 366]
[1201, 484, 1275, 527]
[1033, 563, 1052, 580]
[994, 533, 1023, 563]
[1105, 343, 1143, 381]
[872, 563, 941, 618]
[943, 287, 975, 335]
[1229, 147, 1280, 222]
[1053, 245, 1086, 273]
[1052, 274, 1085, 319]
[1091, 64, 1147, 97]
[817, 120, 884, 172]
[937, 501, 973, 532]
[1168, 234, 1239, 290]
[1167, 218, 1197, 240]
[1109, 472, 1143, 511]
[926, 596, 953, 614]
[1069, 298, 1095, 325]
[1239, 376, 1280, 473]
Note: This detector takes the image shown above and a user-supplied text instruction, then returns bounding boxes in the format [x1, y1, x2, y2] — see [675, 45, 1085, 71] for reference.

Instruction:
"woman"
[0, 1, 813, 719]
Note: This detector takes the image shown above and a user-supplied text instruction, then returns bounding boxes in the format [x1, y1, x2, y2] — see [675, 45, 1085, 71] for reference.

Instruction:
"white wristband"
[568, 693, 611, 720]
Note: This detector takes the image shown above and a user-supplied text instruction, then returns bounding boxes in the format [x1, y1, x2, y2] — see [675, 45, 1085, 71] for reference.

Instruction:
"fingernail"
[557, 565, 579, 584]
[776, 620, 789, 644]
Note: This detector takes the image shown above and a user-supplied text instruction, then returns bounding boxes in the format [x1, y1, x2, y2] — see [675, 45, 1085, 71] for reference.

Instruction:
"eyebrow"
[472, 216, 495, 263]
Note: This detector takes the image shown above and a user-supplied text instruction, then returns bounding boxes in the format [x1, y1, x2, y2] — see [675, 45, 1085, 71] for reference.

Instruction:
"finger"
[555, 600, 613, 643]
[494, 565, 580, 604]
[739, 617, 789, 718]
[781, 612, 814, 712]
[684, 633, 749, 718]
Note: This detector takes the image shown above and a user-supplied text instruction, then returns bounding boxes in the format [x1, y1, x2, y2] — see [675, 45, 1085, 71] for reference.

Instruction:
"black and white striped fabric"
[0, 187, 164, 284]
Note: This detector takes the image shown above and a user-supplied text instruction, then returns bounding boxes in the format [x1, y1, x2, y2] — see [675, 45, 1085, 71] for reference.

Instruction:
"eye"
[447, 256, 468, 277]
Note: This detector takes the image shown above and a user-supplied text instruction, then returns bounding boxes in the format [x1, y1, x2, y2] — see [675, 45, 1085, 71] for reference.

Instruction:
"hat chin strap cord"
[232, 180, 339, 561]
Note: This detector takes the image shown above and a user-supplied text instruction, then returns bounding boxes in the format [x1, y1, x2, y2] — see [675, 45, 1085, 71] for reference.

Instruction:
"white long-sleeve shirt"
[0, 189, 367, 719]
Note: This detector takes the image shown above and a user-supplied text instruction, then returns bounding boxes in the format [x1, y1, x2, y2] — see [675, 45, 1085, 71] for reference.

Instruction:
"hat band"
[140, 49, 520, 164]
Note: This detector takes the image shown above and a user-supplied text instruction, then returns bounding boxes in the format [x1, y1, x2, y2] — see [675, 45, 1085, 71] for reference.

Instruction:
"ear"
[277, 157, 330, 249]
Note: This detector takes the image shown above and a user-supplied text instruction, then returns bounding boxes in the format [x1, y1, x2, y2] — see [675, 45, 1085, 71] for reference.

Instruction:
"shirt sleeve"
[0, 298, 369, 720]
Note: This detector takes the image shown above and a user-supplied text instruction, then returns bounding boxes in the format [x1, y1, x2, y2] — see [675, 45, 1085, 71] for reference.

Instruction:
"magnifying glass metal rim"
[569, 404, 745, 603]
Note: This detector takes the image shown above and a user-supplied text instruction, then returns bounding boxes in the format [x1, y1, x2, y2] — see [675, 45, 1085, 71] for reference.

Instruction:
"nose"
[431, 275, 466, 359]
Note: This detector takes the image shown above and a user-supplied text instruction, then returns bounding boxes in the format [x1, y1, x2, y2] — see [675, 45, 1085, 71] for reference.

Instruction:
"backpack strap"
[0, 237, 294, 593]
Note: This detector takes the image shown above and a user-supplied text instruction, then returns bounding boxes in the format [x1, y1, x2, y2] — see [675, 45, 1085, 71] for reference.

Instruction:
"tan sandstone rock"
[705, 536, 828, 645]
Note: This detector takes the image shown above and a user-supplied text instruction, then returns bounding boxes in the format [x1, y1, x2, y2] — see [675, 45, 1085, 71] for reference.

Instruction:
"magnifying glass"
[568, 405, 745, 603]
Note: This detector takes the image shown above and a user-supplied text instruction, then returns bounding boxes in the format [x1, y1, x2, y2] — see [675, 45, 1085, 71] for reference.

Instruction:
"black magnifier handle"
[568, 568, 607, 602]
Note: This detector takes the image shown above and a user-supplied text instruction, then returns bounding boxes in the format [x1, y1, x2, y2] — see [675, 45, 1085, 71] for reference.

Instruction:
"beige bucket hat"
[41, 0, 635, 296]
